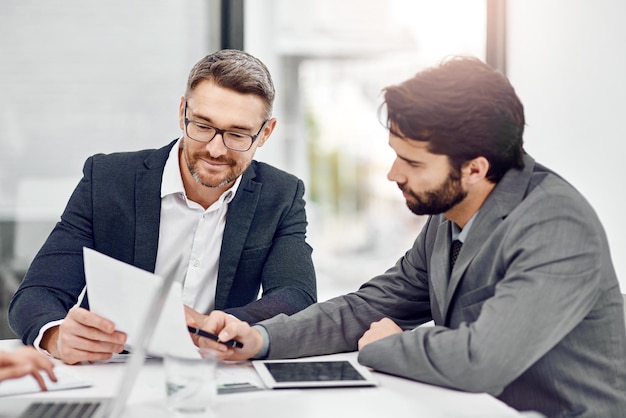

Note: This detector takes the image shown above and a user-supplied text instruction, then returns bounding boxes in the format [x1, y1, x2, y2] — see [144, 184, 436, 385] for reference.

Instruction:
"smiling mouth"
[201, 157, 231, 167]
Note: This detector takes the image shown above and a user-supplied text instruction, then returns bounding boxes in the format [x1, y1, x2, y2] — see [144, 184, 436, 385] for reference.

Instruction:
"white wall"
[0, 0, 212, 215]
[506, 0, 626, 290]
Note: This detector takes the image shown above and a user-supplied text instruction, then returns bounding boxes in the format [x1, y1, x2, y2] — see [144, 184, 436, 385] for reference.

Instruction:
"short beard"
[184, 147, 240, 189]
[403, 168, 467, 216]
[190, 170, 235, 189]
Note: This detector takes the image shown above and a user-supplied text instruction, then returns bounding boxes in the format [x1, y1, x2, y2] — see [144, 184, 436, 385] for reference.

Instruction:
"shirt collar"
[451, 212, 478, 244]
[161, 137, 241, 204]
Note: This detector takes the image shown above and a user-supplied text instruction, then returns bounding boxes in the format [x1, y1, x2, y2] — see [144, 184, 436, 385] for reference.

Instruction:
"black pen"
[187, 326, 244, 349]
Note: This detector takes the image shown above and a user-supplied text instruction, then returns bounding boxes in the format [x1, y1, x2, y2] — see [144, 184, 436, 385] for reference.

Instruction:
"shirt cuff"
[33, 319, 64, 357]
[251, 325, 270, 359]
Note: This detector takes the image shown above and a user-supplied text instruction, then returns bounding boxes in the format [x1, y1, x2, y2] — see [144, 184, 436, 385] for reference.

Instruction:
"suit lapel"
[445, 210, 503, 312]
[133, 141, 176, 272]
[430, 218, 452, 323]
[214, 164, 261, 309]
[441, 155, 536, 321]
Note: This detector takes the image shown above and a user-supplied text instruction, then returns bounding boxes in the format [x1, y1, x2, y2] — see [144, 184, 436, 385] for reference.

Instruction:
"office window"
[245, 0, 487, 298]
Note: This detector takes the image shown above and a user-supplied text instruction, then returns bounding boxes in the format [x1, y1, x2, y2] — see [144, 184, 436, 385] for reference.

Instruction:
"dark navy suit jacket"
[9, 140, 317, 345]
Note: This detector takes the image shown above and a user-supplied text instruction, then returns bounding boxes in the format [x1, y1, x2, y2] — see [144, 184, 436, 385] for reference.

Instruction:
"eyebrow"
[397, 154, 423, 166]
[188, 109, 255, 132]
[389, 139, 424, 166]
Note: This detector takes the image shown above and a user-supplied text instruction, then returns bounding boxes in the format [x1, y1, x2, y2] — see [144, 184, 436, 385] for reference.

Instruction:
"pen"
[187, 326, 244, 349]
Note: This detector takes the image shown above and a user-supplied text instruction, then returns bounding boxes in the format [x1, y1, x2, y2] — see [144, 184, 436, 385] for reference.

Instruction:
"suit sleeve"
[8, 158, 96, 345]
[225, 178, 317, 323]
[358, 190, 610, 395]
[258, 220, 434, 359]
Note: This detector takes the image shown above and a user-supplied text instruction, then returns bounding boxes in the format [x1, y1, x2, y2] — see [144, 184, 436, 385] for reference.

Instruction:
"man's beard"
[184, 149, 245, 189]
[400, 169, 467, 216]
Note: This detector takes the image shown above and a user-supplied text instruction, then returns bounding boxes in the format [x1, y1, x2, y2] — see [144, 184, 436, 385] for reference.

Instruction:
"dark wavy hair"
[382, 56, 525, 183]
[186, 49, 275, 119]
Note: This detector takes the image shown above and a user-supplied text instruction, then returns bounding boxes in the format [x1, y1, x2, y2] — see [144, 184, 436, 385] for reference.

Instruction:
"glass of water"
[164, 350, 217, 415]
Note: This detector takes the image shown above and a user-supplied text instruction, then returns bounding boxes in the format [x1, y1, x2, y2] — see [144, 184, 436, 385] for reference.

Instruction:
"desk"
[0, 339, 522, 418]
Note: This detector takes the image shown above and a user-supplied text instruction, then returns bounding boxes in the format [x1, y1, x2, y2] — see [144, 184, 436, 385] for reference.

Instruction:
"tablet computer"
[252, 358, 378, 389]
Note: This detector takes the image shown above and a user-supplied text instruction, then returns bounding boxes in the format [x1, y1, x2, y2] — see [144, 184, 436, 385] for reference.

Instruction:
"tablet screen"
[267, 360, 365, 382]
[253, 359, 378, 389]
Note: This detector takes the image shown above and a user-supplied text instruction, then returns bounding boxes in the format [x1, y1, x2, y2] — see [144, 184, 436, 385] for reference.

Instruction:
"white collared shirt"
[34, 139, 241, 351]
[450, 212, 477, 244]
[154, 138, 241, 312]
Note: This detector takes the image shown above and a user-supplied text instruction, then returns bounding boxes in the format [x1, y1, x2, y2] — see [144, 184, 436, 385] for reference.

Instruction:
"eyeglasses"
[183, 101, 268, 152]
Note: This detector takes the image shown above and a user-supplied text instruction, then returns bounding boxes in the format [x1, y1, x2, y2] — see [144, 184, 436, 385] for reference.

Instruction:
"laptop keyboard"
[20, 401, 101, 418]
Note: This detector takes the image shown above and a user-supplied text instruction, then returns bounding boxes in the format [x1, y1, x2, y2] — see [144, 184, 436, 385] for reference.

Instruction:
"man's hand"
[184, 307, 263, 361]
[358, 317, 403, 350]
[41, 307, 127, 364]
[0, 346, 57, 391]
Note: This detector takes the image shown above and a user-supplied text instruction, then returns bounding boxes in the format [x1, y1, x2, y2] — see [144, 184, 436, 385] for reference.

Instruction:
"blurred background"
[1, 0, 624, 339]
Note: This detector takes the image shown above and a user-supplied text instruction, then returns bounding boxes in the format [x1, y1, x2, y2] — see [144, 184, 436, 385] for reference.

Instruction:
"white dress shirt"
[154, 138, 241, 312]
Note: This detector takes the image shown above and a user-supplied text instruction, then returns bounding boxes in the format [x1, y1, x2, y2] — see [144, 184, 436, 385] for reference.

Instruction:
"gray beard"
[191, 170, 235, 189]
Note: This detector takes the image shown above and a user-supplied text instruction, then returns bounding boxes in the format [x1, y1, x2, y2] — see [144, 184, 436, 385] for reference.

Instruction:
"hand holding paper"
[83, 248, 201, 358]
[45, 306, 127, 364]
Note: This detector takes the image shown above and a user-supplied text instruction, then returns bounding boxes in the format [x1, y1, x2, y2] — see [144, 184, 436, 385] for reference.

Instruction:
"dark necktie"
[450, 240, 463, 269]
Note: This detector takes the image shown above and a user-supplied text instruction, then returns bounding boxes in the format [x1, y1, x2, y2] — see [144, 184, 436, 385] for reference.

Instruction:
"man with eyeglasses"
[8, 50, 317, 365]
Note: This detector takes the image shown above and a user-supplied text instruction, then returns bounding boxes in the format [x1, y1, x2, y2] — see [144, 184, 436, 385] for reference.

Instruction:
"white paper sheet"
[83, 247, 200, 358]
[0, 367, 93, 397]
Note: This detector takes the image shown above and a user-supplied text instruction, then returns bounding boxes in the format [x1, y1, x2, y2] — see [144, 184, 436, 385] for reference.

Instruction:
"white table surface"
[0, 339, 522, 418]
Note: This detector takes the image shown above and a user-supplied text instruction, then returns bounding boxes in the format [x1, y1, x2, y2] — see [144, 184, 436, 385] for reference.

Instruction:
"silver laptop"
[2, 249, 178, 418]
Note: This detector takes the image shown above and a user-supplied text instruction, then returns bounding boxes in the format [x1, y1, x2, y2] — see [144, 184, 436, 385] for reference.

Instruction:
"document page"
[83, 248, 200, 358]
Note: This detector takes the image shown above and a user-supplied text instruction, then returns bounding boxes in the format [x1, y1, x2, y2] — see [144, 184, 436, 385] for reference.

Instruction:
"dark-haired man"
[191, 57, 626, 417]
[9, 50, 317, 365]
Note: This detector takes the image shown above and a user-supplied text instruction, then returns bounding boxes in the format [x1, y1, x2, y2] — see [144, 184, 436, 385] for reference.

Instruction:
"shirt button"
[193, 259, 200, 267]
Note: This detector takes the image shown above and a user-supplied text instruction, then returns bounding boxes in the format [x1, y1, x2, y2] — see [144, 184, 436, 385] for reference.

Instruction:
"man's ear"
[256, 118, 277, 148]
[462, 156, 490, 185]
[178, 96, 186, 131]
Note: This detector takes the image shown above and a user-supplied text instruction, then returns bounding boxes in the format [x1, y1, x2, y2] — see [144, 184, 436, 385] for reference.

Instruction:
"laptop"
[2, 248, 179, 418]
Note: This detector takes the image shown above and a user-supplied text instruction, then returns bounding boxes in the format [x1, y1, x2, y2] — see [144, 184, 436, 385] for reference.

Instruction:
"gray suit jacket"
[10, 140, 316, 345]
[260, 155, 626, 417]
